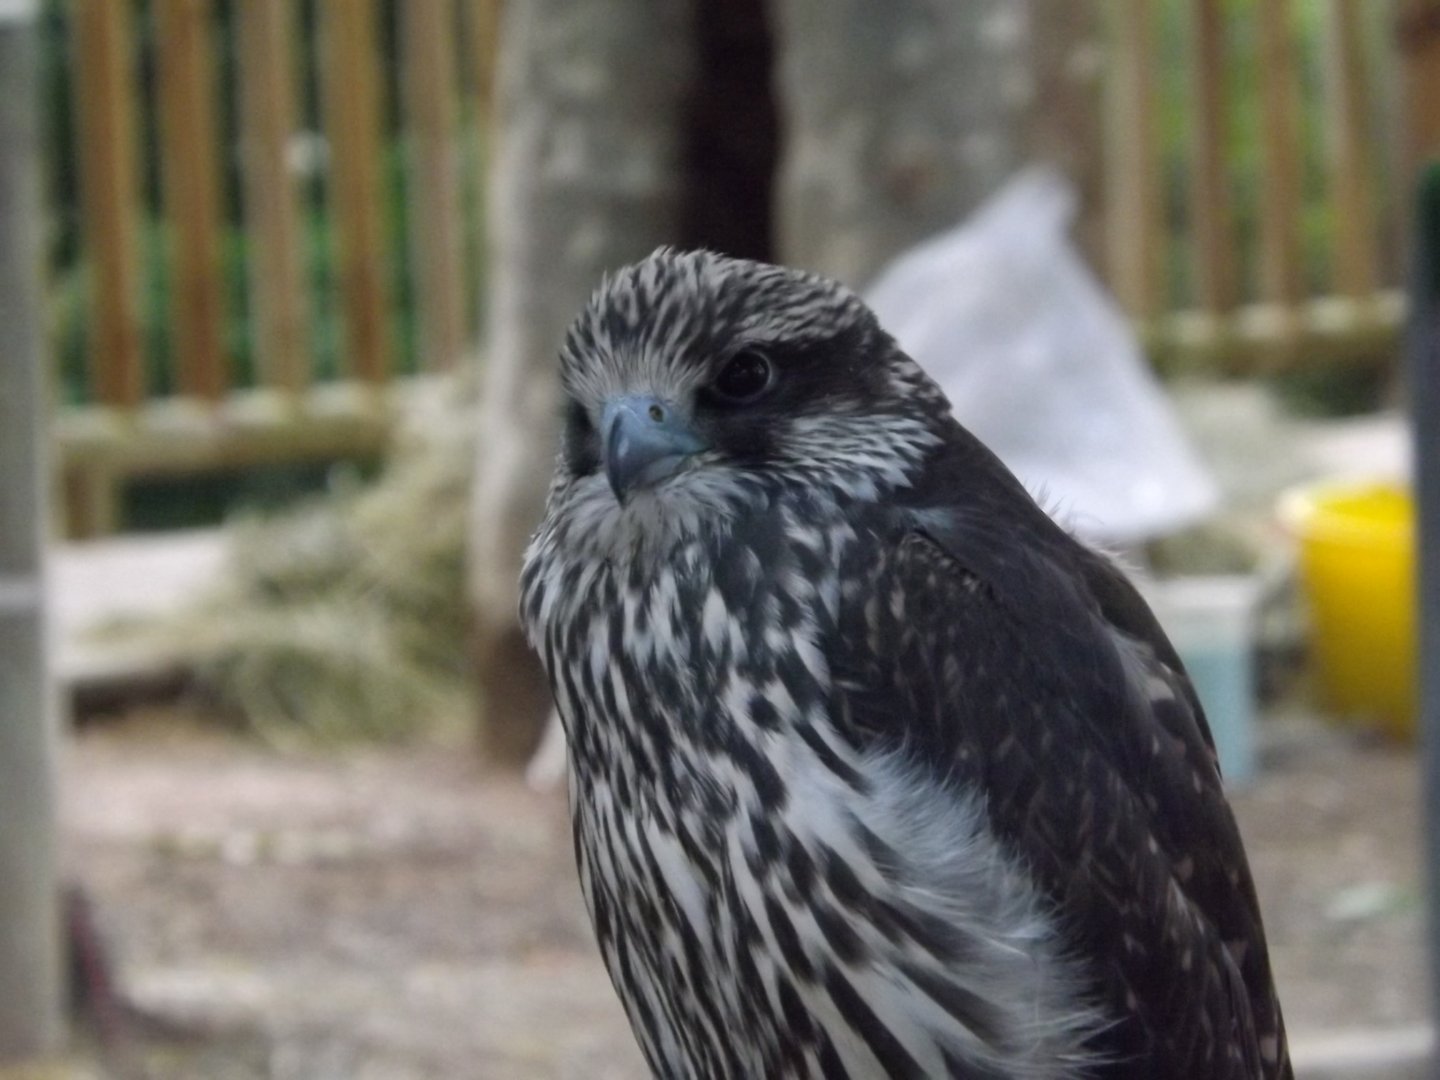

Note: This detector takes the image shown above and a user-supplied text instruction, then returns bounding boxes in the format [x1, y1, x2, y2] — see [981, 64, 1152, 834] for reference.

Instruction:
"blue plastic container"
[1141, 576, 1260, 786]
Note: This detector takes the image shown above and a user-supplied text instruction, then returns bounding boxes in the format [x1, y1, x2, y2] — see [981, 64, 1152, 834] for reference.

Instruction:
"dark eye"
[708, 349, 773, 405]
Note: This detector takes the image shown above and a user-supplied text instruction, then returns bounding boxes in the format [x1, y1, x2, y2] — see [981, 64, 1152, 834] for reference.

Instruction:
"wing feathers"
[831, 471, 1289, 1078]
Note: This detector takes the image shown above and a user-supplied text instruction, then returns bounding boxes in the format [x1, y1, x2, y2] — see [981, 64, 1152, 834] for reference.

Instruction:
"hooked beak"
[602, 395, 706, 503]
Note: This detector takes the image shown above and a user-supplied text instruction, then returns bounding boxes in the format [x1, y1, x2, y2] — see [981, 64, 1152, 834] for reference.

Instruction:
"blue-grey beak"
[602, 395, 706, 502]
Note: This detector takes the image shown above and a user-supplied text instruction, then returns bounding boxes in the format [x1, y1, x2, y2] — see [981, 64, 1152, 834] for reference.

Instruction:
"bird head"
[551, 249, 947, 539]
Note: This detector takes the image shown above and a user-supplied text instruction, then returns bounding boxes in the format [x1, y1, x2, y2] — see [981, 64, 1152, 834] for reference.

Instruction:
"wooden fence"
[1108, 0, 1427, 372]
[46, 0, 1434, 536]
[51, 0, 500, 536]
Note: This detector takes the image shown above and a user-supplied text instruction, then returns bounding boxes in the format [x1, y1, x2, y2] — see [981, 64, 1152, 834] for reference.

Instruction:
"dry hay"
[157, 378, 478, 743]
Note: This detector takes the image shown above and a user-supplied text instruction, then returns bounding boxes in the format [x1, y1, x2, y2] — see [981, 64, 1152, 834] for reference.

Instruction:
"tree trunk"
[471, 0, 1100, 767]
[470, 0, 695, 764]
[1023, 0, 1105, 269]
[773, 0, 1101, 287]
[772, 0, 1033, 287]
[0, 7, 64, 1062]
[677, 0, 779, 262]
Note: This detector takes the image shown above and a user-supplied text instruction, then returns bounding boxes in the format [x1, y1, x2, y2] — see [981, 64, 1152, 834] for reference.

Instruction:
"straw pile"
[159, 379, 478, 743]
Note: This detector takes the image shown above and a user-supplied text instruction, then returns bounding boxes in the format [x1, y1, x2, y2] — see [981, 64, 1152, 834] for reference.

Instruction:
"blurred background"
[1, 0, 1438, 1076]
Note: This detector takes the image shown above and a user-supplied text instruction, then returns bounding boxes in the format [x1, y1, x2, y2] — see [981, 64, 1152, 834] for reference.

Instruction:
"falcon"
[519, 249, 1291, 1079]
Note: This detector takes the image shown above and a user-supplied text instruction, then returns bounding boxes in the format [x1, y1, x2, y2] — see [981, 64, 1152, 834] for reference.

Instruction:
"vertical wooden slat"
[404, 0, 466, 371]
[1025, 0, 1107, 270]
[1256, 0, 1306, 308]
[1370, 0, 1406, 289]
[1189, 0, 1237, 313]
[469, 0, 503, 125]
[1106, 0, 1163, 318]
[1398, 1, 1440, 234]
[71, 0, 143, 410]
[320, 0, 390, 385]
[468, 0, 502, 346]
[1324, 0, 1379, 298]
[155, 0, 227, 402]
[237, 0, 310, 397]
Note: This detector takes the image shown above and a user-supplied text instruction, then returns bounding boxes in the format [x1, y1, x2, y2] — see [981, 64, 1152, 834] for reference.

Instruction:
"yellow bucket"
[1278, 480, 1417, 740]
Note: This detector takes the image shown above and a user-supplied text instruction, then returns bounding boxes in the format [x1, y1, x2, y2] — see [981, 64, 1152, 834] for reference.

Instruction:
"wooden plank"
[237, 0, 310, 397]
[1189, 0, 1236, 313]
[1371, 0, 1408, 288]
[466, 0, 502, 343]
[1323, 0, 1379, 299]
[403, 0, 467, 371]
[1398, 1, 1440, 181]
[1145, 290, 1406, 374]
[55, 379, 412, 478]
[1105, 0, 1163, 317]
[70, 0, 144, 410]
[320, 0, 391, 386]
[155, 0, 227, 402]
[1024, 0, 1106, 269]
[53, 530, 227, 695]
[1256, 0, 1306, 310]
[468, 0, 502, 124]
[61, 466, 121, 541]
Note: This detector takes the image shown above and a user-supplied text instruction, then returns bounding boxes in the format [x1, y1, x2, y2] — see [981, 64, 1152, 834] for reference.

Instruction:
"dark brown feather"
[833, 427, 1292, 1079]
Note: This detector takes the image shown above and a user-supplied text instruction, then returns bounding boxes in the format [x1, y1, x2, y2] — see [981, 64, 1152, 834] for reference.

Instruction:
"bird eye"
[708, 349, 773, 405]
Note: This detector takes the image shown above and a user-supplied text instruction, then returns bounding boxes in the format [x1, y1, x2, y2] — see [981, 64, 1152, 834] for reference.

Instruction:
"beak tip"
[605, 464, 629, 504]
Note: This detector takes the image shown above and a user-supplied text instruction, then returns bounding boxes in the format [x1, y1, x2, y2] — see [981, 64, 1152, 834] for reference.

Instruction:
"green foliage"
[1268, 360, 1390, 418]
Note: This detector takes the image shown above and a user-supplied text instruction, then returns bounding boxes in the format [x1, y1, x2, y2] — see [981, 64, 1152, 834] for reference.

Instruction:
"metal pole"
[1410, 160, 1440, 1067]
[0, 0, 64, 1061]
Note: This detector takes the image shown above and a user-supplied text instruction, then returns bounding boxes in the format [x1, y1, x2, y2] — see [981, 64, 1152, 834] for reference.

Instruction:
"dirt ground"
[62, 707, 1427, 1079]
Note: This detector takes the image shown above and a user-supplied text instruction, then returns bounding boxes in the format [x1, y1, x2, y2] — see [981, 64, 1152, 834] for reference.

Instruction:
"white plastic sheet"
[865, 167, 1217, 544]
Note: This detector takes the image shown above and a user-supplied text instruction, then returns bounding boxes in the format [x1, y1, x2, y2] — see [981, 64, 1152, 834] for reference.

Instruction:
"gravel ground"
[61, 706, 1426, 1078]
